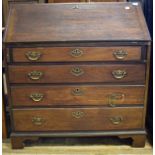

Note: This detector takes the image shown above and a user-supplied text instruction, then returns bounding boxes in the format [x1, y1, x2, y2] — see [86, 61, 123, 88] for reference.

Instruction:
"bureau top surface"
[4, 2, 150, 44]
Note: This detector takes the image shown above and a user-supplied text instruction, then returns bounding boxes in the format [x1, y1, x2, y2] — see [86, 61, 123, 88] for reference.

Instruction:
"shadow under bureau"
[4, 2, 151, 149]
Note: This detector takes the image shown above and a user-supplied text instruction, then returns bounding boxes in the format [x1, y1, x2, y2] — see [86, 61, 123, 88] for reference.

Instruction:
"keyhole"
[76, 88, 79, 92]
[76, 68, 79, 72]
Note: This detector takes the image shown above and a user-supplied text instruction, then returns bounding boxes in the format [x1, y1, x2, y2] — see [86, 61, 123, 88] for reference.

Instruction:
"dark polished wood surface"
[8, 64, 145, 83]
[48, 0, 84, 2]
[4, 3, 150, 43]
[48, 0, 126, 3]
[12, 46, 142, 62]
[13, 107, 143, 131]
[11, 85, 145, 107]
[4, 3, 151, 149]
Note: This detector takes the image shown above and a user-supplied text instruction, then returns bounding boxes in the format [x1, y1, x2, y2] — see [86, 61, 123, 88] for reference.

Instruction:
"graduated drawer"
[11, 85, 145, 107]
[12, 47, 141, 62]
[8, 64, 145, 84]
[12, 107, 143, 131]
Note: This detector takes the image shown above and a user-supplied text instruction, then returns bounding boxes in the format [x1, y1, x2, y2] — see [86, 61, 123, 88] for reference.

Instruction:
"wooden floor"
[3, 137, 152, 155]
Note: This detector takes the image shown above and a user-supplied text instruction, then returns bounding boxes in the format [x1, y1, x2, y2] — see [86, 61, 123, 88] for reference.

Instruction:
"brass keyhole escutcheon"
[72, 111, 84, 119]
[70, 49, 83, 57]
[71, 88, 84, 96]
[71, 67, 84, 76]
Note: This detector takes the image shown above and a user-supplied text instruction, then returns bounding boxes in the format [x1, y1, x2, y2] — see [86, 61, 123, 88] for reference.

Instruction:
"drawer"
[13, 107, 143, 131]
[48, 0, 83, 3]
[8, 64, 145, 84]
[11, 85, 145, 107]
[12, 47, 141, 62]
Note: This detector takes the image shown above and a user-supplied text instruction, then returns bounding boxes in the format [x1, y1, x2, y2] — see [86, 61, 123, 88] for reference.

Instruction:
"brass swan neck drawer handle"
[72, 111, 84, 119]
[32, 117, 45, 126]
[71, 67, 84, 76]
[30, 93, 44, 102]
[28, 71, 43, 80]
[70, 49, 83, 57]
[108, 93, 125, 107]
[71, 88, 84, 96]
[113, 50, 128, 60]
[112, 70, 127, 79]
[110, 116, 123, 125]
[25, 51, 42, 61]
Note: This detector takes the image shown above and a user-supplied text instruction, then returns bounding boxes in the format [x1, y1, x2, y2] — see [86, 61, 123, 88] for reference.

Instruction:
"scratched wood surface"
[3, 137, 152, 155]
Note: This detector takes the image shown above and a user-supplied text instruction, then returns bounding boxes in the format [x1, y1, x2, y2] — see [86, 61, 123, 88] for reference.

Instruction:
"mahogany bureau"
[4, 3, 151, 149]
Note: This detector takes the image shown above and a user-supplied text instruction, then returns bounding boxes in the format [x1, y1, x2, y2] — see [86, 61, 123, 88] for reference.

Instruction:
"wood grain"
[48, 0, 84, 2]
[3, 2, 151, 149]
[4, 3, 150, 43]
[11, 85, 145, 107]
[48, 0, 126, 3]
[8, 64, 145, 84]
[12, 46, 142, 62]
[12, 107, 143, 131]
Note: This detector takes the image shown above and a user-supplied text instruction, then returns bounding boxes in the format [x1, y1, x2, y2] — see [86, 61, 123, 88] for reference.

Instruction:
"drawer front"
[11, 86, 145, 107]
[12, 47, 141, 62]
[13, 107, 143, 131]
[8, 64, 145, 83]
[48, 0, 83, 3]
